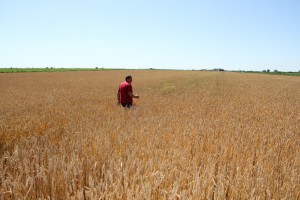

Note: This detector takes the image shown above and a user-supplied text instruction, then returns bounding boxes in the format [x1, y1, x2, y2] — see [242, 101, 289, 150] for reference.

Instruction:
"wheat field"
[0, 70, 299, 199]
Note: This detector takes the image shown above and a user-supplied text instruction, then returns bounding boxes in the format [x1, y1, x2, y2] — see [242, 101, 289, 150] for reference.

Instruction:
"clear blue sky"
[1, 0, 300, 71]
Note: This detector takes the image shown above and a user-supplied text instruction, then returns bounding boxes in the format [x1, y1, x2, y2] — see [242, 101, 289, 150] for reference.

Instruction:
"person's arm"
[117, 91, 121, 104]
[128, 92, 139, 98]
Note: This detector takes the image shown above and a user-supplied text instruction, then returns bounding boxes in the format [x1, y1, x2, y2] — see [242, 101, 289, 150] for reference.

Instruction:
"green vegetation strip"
[263, 72, 300, 76]
[244, 71, 300, 76]
[1, 68, 299, 76]
[0, 68, 125, 73]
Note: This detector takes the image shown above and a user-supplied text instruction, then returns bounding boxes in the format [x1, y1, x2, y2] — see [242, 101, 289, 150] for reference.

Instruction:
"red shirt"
[118, 81, 133, 103]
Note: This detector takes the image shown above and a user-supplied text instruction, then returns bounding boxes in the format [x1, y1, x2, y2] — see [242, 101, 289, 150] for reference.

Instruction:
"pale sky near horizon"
[1, 0, 300, 71]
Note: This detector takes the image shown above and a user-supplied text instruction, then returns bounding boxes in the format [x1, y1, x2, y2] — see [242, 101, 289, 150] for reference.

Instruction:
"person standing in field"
[117, 75, 139, 108]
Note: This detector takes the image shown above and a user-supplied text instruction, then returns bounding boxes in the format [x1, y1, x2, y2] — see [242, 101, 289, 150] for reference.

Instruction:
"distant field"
[247, 71, 300, 76]
[1, 68, 300, 76]
[266, 71, 300, 76]
[0, 70, 299, 199]
[0, 68, 124, 73]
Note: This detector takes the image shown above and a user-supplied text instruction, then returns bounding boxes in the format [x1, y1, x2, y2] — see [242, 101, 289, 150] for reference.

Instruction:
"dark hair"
[125, 75, 132, 81]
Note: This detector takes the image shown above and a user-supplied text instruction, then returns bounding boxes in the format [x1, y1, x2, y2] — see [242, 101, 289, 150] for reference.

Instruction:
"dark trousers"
[121, 102, 132, 108]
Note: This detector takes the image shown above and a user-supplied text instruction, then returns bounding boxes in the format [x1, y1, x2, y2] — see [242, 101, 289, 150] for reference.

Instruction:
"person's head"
[125, 75, 132, 83]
